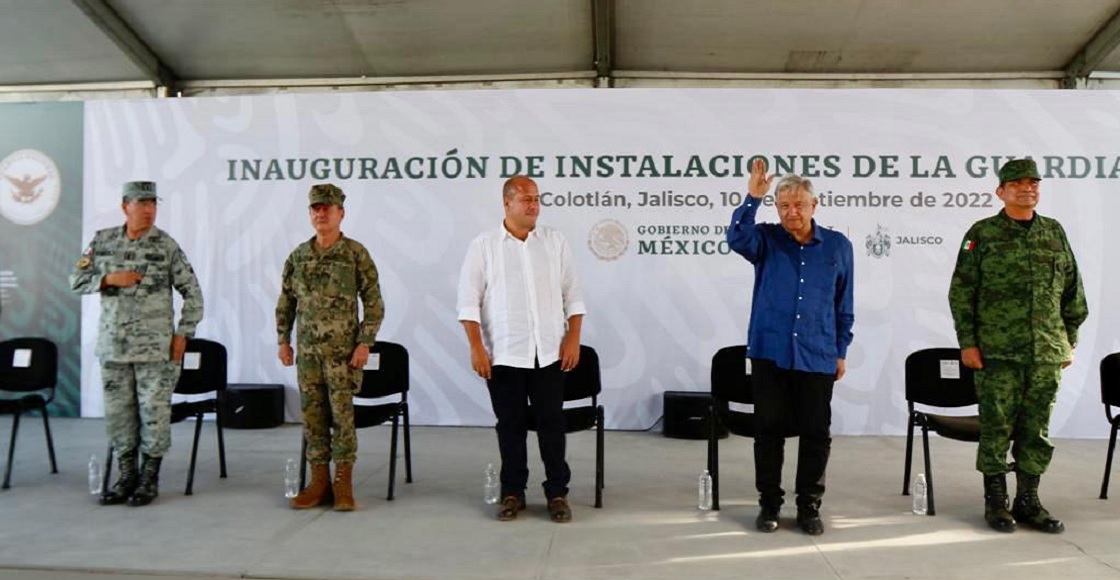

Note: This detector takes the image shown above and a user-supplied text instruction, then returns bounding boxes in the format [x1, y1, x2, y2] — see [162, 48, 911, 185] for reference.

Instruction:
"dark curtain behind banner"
[0, 102, 83, 416]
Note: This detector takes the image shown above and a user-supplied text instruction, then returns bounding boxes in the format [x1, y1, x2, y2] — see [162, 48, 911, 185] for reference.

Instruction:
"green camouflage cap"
[998, 158, 1041, 184]
[121, 181, 158, 202]
[308, 183, 345, 207]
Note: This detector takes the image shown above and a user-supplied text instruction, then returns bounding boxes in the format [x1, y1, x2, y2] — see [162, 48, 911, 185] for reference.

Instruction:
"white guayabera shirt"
[457, 224, 586, 369]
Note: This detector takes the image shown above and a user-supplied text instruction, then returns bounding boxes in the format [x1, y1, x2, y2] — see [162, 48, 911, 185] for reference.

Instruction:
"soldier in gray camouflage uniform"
[949, 158, 1088, 533]
[276, 183, 384, 512]
[69, 181, 204, 507]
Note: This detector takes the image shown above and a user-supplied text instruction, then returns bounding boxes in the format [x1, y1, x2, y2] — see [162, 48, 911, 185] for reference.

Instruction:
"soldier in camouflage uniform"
[949, 158, 1088, 534]
[276, 183, 384, 512]
[69, 181, 204, 507]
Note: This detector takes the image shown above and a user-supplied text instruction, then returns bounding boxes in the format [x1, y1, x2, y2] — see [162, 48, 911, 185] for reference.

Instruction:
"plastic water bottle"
[284, 458, 299, 499]
[912, 473, 928, 515]
[87, 454, 102, 495]
[483, 463, 500, 505]
[698, 469, 713, 510]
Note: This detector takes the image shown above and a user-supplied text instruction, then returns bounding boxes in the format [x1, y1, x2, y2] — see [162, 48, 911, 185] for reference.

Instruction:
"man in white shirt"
[457, 175, 586, 523]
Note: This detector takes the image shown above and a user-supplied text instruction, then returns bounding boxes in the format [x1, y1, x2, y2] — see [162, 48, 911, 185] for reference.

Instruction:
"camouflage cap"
[998, 158, 1041, 184]
[308, 183, 345, 207]
[122, 181, 158, 202]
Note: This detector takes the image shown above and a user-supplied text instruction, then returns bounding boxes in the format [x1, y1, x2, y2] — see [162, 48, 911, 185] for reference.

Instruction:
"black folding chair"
[706, 345, 800, 510]
[1099, 352, 1120, 499]
[103, 338, 228, 495]
[0, 338, 59, 489]
[902, 347, 980, 516]
[299, 340, 413, 500]
[526, 344, 605, 508]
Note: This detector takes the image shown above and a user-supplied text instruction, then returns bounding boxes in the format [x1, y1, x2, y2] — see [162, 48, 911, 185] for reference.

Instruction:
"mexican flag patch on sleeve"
[962, 240, 975, 251]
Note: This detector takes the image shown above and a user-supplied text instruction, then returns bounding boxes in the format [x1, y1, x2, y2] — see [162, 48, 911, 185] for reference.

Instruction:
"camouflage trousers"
[297, 354, 362, 464]
[975, 360, 1062, 476]
[101, 361, 181, 458]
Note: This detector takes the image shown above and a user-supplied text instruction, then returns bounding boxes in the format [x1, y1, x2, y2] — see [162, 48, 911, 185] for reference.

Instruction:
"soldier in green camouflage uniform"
[949, 158, 1088, 534]
[276, 183, 384, 512]
[69, 181, 204, 507]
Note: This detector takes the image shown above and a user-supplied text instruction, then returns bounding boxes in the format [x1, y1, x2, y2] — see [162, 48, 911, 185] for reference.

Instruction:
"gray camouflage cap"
[122, 181, 158, 202]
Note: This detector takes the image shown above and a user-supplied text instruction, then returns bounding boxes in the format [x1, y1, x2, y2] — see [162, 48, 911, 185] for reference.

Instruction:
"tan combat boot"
[290, 463, 332, 509]
[333, 462, 355, 512]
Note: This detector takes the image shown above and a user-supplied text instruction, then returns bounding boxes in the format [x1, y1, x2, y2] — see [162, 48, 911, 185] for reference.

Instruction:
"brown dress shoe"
[548, 496, 572, 523]
[333, 462, 355, 512]
[497, 495, 526, 521]
[290, 463, 332, 509]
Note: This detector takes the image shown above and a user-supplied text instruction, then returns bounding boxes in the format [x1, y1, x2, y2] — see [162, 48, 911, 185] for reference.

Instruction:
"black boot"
[99, 449, 138, 506]
[1011, 472, 1064, 534]
[127, 454, 162, 507]
[983, 474, 1016, 533]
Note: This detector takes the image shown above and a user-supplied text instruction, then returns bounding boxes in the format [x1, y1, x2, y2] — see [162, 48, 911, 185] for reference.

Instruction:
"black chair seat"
[720, 410, 756, 439]
[562, 406, 598, 432]
[527, 405, 598, 433]
[354, 402, 402, 427]
[171, 400, 218, 423]
[923, 413, 980, 442]
[0, 394, 49, 413]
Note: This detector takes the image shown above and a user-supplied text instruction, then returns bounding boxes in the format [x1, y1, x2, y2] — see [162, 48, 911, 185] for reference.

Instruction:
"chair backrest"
[175, 338, 227, 395]
[711, 345, 753, 405]
[1102, 352, 1120, 407]
[0, 337, 58, 393]
[359, 341, 409, 399]
[905, 347, 976, 408]
[563, 345, 601, 401]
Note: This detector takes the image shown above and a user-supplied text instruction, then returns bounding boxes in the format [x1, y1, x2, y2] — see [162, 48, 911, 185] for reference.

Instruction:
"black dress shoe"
[797, 508, 824, 536]
[756, 506, 780, 532]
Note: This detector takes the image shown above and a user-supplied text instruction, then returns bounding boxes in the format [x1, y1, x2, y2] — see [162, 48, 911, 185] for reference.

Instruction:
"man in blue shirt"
[726, 158, 855, 535]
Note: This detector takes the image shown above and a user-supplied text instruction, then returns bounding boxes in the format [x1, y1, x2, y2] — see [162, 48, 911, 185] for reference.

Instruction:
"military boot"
[99, 448, 139, 505]
[333, 462, 355, 512]
[128, 454, 162, 507]
[983, 474, 1016, 533]
[290, 463, 333, 509]
[1012, 472, 1064, 534]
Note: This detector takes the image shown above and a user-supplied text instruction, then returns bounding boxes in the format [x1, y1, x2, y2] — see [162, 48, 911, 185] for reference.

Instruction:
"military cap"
[122, 181, 158, 202]
[308, 183, 345, 207]
[998, 159, 1041, 184]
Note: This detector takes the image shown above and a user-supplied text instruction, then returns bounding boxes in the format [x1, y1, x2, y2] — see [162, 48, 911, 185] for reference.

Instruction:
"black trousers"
[487, 361, 570, 500]
[751, 358, 835, 508]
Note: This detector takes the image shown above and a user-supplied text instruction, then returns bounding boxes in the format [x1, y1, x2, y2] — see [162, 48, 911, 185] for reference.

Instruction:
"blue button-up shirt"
[727, 198, 855, 374]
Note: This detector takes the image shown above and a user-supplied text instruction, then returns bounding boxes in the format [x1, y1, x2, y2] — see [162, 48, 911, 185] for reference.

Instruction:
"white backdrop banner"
[79, 89, 1120, 437]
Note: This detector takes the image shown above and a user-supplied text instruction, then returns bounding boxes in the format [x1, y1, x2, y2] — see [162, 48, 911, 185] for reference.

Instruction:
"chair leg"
[387, 413, 400, 501]
[299, 432, 307, 490]
[921, 425, 935, 516]
[102, 443, 114, 493]
[1097, 423, 1115, 499]
[903, 418, 915, 495]
[186, 413, 203, 495]
[403, 403, 413, 484]
[3, 410, 21, 489]
[595, 406, 604, 508]
[710, 413, 721, 511]
[40, 402, 57, 474]
[215, 403, 227, 479]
